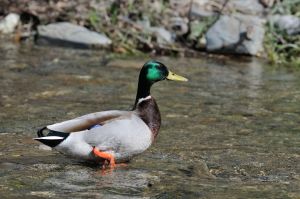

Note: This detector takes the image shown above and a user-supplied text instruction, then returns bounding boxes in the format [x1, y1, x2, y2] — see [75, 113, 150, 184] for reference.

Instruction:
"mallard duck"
[34, 60, 187, 168]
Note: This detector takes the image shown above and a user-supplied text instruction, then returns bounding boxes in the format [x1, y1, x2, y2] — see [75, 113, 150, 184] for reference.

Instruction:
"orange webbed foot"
[92, 147, 116, 169]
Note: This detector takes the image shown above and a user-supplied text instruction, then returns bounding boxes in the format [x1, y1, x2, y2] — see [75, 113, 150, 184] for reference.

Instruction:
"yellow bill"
[166, 70, 188, 81]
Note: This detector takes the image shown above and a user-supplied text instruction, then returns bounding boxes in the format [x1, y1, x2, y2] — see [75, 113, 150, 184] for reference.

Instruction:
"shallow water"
[0, 41, 299, 198]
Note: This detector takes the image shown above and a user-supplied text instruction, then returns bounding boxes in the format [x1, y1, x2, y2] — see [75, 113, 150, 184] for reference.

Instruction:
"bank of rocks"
[0, 0, 299, 61]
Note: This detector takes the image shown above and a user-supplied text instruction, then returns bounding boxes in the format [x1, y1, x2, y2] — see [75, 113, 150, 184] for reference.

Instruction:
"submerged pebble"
[38, 144, 52, 151]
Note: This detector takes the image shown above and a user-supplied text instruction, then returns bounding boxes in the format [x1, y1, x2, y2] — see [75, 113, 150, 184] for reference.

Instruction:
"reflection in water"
[246, 59, 263, 98]
[0, 41, 299, 198]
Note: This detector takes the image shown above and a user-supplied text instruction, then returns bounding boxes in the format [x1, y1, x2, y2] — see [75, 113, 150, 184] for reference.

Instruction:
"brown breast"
[136, 97, 161, 141]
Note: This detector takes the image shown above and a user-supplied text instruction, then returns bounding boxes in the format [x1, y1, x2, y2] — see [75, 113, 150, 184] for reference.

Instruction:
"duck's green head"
[134, 60, 188, 107]
[142, 60, 188, 83]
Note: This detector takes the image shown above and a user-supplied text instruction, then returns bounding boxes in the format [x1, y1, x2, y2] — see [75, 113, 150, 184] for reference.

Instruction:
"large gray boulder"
[36, 22, 112, 48]
[205, 14, 265, 55]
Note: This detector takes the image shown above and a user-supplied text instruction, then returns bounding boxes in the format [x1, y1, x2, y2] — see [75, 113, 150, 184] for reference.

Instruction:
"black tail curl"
[35, 127, 70, 148]
[37, 127, 47, 137]
[37, 127, 69, 138]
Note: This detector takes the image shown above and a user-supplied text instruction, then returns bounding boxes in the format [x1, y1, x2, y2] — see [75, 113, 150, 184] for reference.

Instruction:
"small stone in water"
[38, 144, 52, 151]
[31, 191, 55, 197]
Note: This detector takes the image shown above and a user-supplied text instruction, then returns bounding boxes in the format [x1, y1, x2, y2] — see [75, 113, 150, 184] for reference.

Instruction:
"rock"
[190, 0, 219, 18]
[169, 17, 189, 37]
[178, 160, 216, 179]
[170, 0, 221, 17]
[192, 160, 216, 179]
[228, 0, 265, 16]
[190, 0, 267, 18]
[198, 36, 207, 49]
[137, 17, 173, 45]
[36, 22, 112, 48]
[205, 14, 265, 55]
[169, 0, 191, 16]
[169, 0, 221, 18]
[38, 144, 52, 151]
[271, 15, 300, 35]
[0, 13, 20, 34]
[150, 27, 173, 45]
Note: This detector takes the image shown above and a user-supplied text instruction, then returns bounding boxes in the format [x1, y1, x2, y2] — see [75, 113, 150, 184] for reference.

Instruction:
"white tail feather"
[34, 136, 64, 140]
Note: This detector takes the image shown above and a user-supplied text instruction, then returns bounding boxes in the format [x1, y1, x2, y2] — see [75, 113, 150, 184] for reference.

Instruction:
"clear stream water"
[0, 41, 299, 198]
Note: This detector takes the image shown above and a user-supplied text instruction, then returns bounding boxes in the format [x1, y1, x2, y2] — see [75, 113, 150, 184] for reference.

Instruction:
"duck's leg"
[92, 147, 116, 168]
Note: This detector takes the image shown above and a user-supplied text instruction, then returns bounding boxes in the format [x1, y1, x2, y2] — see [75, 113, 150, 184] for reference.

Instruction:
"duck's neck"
[132, 74, 161, 140]
[133, 76, 152, 109]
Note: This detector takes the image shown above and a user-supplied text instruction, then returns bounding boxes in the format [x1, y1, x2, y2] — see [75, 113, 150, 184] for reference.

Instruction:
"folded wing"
[47, 110, 129, 133]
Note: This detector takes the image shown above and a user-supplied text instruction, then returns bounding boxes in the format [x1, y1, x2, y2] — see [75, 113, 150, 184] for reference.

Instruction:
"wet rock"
[193, 160, 216, 179]
[0, 13, 20, 34]
[205, 14, 265, 55]
[38, 144, 52, 151]
[198, 36, 207, 49]
[234, 166, 249, 176]
[169, 17, 189, 37]
[271, 15, 300, 35]
[206, 15, 239, 52]
[179, 160, 216, 179]
[36, 22, 112, 49]
[150, 27, 173, 45]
